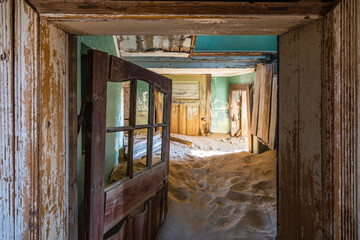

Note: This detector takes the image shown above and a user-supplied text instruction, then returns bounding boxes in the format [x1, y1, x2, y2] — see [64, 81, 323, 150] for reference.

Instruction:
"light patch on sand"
[190, 149, 245, 158]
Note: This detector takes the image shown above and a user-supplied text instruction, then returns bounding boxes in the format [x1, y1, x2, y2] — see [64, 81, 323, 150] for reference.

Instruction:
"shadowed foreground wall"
[322, 0, 359, 238]
[278, 20, 322, 239]
[0, 0, 70, 238]
[278, 0, 360, 238]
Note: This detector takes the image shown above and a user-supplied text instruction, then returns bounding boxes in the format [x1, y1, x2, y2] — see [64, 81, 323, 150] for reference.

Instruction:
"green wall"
[211, 72, 256, 133]
[77, 36, 121, 213]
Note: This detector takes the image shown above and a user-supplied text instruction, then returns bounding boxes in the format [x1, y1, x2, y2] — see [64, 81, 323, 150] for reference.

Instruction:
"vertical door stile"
[246, 85, 253, 153]
[161, 93, 168, 163]
[127, 78, 137, 178]
[84, 50, 109, 240]
[147, 83, 155, 168]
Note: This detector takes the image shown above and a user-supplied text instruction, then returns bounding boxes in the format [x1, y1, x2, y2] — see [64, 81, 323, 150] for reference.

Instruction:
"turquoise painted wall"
[77, 36, 121, 213]
[211, 72, 256, 133]
[195, 35, 277, 52]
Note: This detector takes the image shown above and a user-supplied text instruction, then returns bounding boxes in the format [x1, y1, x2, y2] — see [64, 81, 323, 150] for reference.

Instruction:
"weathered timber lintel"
[28, 1, 338, 16]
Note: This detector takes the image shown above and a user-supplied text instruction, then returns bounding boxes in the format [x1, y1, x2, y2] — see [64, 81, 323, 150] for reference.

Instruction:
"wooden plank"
[205, 74, 211, 135]
[251, 66, 262, 136]
[106, 123, 166, 133]
[179, 105, 187, 135]
[170, 136, 193, 147]
[321, 7, 336, 238]
[164, 88, 172, 176]
[297, 20, 322, 239]
[241, 91, 247, 137]
[262, 64, 273, 143]
[195, 105, 200, 136]
[257, 65, 266, 140]
[147, 83, 154, 169]
[39, 18, 69, 239]
[127, 78, 137, 178]
[68, 34, 78, 240]
[109, 56, 171, 93]
[193, 52, 275, 57]
[0, 0, 15, 238]
[161, 179, 168, 224]
[131, 203, 148, 240]
[188, 35, 197, 59]
[28, 1, 338, 17]
[48, 17, 321, 36]
[322, 1, 360, 238]
[186, 105, 194, 136]
[268, 75, 278, 150]
[83, 50, 109, 240]
[170, 105, 179, 134]
[246, 85, 253, 153]
[104, 163, 167, 233]
[162, 91, 171, 167]
[278, 24, 300, 239]
[355, 1, 360, 237]
[32, 2, 338, 36]
[14, 0, 41, 238]
[186, 105, 198, 136]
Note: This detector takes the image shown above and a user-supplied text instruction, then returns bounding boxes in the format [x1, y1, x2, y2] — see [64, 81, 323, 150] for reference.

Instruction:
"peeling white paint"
[14, 0, 40, 239]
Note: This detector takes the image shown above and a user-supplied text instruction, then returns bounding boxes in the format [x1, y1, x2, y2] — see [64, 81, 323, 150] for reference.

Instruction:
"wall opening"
[75, 34, 278, 239]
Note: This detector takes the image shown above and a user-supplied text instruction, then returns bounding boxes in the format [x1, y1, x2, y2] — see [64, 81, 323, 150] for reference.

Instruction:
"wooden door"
[83, 50, 172, 240]
[169, 75, 211, 136]
[229, 90, 242, 137]
[229, 84, 253, 151]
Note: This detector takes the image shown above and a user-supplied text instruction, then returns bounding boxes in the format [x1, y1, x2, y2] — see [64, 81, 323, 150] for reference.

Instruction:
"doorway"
[76, 35, 278, 240]
[229, 84, 251, 139]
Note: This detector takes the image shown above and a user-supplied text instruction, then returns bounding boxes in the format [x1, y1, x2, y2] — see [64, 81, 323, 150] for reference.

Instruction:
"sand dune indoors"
[156, 135, 276, 240]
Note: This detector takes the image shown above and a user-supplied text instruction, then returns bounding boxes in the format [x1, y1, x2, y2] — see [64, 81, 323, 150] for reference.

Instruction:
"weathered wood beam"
[25, 1, 340, 35]
[68, 34, 78, 240]
[28, 1, 338, 16]
[121, 56, 271, 69]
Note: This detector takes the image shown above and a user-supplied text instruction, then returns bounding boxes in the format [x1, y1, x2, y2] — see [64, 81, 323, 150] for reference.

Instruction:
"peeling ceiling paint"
[115, 35, 192, 57]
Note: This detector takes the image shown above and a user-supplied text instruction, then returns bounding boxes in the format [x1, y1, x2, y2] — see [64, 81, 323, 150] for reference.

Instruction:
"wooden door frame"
[68, 35, 78, 240]
[228, 83, 253, 152]
[58, 2, 335, 238]
[56, 2, 352, 239]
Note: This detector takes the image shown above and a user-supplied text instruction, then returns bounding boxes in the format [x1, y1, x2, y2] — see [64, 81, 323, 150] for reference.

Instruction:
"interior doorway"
[76, 35, 278, 240]
[3, 1, 356, 239]
[229, 84, 252, 139]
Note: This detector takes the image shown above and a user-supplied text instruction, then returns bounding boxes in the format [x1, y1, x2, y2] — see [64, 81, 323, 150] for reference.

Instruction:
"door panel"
[169, 75, 210, 136]
[84, 50, 172, 239]
[230, 90, 241, 137]
[170, 104, 201, 136]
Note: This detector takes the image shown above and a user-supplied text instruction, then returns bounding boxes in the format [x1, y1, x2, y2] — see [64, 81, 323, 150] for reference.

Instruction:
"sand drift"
[156, 136, 276, 240]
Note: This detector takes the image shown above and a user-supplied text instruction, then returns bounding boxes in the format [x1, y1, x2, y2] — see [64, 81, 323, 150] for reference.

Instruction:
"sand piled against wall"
[157, 149, 277, 240]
